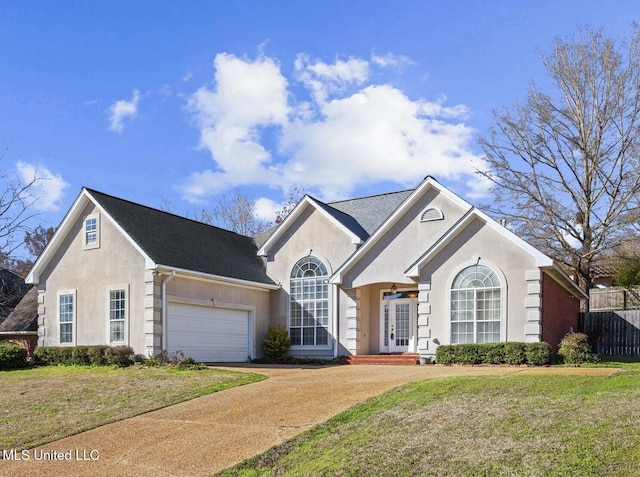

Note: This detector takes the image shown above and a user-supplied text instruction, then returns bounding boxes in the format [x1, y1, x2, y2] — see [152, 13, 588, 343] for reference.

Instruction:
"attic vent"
[420, 207, 444, 222]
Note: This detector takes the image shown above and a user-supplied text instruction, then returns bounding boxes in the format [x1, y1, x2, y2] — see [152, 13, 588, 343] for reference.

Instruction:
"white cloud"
[294, 54, 369, 104]
[16, 161, 69, 212]
[108, 89, 140, 133]
[254, 197, 281, 222]
[182, 51, 488, 203]
[371, 51, 415, 70]
[181, 53, 289, 201]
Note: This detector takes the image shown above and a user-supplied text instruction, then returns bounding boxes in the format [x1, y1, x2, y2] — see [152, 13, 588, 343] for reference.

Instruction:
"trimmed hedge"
[34, 345, 134, 367]
[0, 341, 28, 369]
[435, 342, 552, 366]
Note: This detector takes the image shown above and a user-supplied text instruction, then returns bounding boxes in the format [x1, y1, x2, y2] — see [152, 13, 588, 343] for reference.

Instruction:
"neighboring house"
[27, 177, 586, 362]
[0, 268, 31, 321]
[0, 287, 38, 360]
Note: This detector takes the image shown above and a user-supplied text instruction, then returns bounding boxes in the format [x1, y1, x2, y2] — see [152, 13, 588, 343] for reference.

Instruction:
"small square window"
[84, 214, 100, 249]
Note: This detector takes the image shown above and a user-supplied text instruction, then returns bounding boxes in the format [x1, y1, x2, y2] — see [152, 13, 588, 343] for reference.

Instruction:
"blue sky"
[1, 0, 639, 247]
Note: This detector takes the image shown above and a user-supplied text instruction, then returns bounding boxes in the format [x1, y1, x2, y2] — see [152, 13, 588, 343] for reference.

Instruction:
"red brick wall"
[3, 335, 38, 362]
[541, 273, 580, 350]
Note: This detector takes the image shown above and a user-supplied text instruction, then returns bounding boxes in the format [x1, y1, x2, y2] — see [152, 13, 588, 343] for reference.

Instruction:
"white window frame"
[58, 290, 77, 345]
[420, 207, 444, 222]
[84, 213, 100, 250]
[289, 256, 331, 349]
[107, 285, 129, 344]
[450, 264, 504, 344]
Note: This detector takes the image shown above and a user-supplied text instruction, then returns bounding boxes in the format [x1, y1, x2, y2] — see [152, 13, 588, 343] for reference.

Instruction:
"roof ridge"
[83, 187, 253, 239]
[327, 188, 415, 206]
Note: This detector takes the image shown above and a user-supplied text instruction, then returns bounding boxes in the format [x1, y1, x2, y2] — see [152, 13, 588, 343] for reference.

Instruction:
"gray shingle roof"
[327, 189, 414, 236]
[86, 189, 275, 286]
[0, 287, 37, 332]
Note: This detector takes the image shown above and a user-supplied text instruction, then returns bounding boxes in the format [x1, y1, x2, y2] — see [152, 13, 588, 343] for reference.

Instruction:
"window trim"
[420, 207, 444, 222]
[448, 263, 507, 344]
[58, 290, 77, 346]
[288, 256, 332, 350]
[84, 213, 100, 250]
[107, 285, 129, 344]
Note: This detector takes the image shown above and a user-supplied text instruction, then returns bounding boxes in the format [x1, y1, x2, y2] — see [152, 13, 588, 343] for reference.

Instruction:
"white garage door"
[167, 303, 250, 362]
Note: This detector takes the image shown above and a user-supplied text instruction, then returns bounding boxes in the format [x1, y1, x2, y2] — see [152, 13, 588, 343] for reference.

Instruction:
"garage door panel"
[167, 303, 250, 362]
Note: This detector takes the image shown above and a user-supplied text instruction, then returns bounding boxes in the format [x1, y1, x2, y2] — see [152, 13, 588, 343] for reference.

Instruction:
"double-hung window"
[109, 289, 127, 343]
[59, 292, 75, 344]
[84, 213, 100, 249]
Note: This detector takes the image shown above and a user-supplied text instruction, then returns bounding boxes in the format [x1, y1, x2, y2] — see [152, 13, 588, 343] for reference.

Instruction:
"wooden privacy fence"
[589, 286, 640, 311]
[580, 310, 640, 357]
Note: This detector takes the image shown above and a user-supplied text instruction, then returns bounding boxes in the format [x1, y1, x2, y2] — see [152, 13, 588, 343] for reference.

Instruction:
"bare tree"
[213, 189, 272, 236]
[479, 25, 640, 294]
[275, 186, 305, 224]
[0, 148, 40, 267]
[5, 225, 57, 277]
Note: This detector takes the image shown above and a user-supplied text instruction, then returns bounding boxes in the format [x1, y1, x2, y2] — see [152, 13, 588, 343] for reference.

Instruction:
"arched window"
[451, 265, 501, 344]
[290, 256, 329, 346]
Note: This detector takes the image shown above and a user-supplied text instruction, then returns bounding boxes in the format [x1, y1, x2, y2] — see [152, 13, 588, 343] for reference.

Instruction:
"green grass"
[219, 362, 640, 477]
[0, 365, 265, 449]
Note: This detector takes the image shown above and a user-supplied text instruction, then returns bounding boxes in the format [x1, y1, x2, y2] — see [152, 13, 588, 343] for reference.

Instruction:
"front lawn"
[0, 365, 264, 449]
[220, 362, 640, 477]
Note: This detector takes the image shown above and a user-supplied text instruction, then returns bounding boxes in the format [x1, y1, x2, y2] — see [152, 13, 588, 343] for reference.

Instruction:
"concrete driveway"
[2, 364, 616, 477]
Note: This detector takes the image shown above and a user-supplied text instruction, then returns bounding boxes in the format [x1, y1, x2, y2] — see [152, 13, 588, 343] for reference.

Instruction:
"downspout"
[161, 271, 176, 352]
[333, 283, 339, 359]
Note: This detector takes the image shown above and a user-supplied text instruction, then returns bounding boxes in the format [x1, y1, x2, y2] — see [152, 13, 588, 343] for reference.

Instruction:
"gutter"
[332, 284, 339, 359]
[161, 270, 176, 352]
[154, 264, 279, 291]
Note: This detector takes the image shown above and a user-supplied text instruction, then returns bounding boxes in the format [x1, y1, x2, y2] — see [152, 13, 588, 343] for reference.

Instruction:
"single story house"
[27, 176, 586, 362]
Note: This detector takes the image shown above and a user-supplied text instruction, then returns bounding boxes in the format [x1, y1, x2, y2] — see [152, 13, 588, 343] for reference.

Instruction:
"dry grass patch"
[0, 365, 264, 450]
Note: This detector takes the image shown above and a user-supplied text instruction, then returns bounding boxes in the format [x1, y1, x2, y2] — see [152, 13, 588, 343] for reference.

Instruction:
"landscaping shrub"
[35, 345, 134, 367]
[35, 346, 73, 365]
[140, 350, 206, 369]
[558, 332, 599, 365]
[435, 345, 455, 364]
[435, 342, 551, 366]
[454, 344, 482, 365]
[0, 341, 28, 369]
[525, 342, 552, 366]
[71, 346, 91, 365]
[483, 343, 505, 364]
[504, 342, 527, 365]
[105, 345, 135, 367]
[87, 345, 109, 366]
[263, 325, 291, 359]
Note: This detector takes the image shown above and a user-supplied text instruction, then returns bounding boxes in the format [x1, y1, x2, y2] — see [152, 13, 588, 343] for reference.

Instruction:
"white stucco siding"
[420, 218, 540, 350]
[342, 190, 468, 289]
[39, 203, 148, 353]
[265, 206, 357, 358]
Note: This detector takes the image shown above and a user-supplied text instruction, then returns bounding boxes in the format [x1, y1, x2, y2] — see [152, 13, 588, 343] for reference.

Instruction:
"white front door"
[382, 298, 417, 353]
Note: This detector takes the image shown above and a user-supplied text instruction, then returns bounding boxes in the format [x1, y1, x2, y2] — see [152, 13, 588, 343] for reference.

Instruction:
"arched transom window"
[451, 264, 501, 344]
[290, 256, 329, 346]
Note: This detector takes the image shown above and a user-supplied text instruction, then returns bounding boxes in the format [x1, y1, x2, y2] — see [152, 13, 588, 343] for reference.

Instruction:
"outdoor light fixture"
[391, 283, 397, 294]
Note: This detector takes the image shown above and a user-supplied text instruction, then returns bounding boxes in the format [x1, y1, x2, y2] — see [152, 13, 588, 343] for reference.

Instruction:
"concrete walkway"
[2, 364, 616, 477]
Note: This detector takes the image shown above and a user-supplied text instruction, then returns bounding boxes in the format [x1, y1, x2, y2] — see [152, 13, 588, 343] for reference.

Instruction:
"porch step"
[337, 353, 420, 366]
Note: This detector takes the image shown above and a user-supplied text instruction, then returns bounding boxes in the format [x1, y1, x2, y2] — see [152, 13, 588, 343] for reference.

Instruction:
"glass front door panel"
[394, 303, 410, 347]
